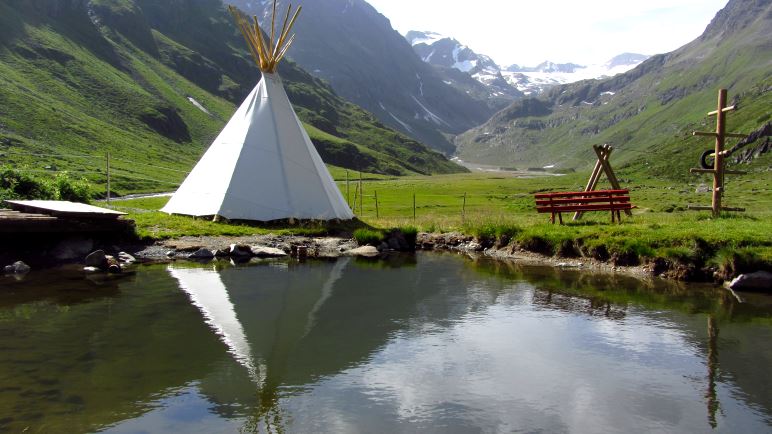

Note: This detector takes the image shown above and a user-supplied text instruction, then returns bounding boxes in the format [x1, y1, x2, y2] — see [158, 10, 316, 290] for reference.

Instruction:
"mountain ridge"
[0, 0, 465, 195]
[455, 0, 771, 178]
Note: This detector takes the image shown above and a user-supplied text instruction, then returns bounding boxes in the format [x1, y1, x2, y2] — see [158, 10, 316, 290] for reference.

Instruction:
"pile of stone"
[84, 250, 136, 274]
[187, 244, 289, 260]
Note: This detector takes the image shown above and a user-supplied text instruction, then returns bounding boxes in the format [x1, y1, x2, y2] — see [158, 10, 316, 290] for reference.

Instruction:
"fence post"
[413, 193, 416, 221]
[353, 184, 359, 215]
[106, 151, 111, 206]
[346, 170, 350, 207]
[359, 171, 363, 215]
[375, 190, 379, 219]
[462, 192, 466, 222]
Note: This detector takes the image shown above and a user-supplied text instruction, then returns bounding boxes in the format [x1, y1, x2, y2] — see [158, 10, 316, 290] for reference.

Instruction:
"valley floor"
[106, 170, 772, 283]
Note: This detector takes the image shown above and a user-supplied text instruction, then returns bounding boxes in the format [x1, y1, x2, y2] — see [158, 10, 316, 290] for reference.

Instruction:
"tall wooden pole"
[413, 193, 416, 221]
[712, 89, 727, 217]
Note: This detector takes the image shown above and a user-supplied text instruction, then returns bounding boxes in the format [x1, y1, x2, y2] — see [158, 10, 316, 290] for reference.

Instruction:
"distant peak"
[405, 30, 450, 46]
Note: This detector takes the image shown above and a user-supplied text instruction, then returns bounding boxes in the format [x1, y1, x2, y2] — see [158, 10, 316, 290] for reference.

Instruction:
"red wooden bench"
[534, 189, 633, 224]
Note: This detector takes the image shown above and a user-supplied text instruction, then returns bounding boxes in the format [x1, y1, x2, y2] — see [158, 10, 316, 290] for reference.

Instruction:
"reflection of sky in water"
[92, 256, 772, 433]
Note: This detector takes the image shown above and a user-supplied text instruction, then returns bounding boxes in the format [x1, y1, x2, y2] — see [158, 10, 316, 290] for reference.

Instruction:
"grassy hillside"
[0, 0, 464, 196]
[456, 0, 771, 181]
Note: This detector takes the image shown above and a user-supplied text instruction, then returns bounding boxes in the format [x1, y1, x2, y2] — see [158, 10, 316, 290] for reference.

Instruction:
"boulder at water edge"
[729, 271, 772, 292]
[189, 248, 215, 259]
[85, 250, 108, 269]
[4, 261, 31, 274]
[251, 246, 288, 258]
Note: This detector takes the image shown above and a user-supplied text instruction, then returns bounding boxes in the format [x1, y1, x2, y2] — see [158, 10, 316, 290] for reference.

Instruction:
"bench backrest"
[534, 189, 631, 211]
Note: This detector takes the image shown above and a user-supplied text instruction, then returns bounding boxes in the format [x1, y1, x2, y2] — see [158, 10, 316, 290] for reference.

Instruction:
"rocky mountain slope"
[405, 30, 522, 109]
[229, 0, 497, 155]
[455, 0, 771, 179]
[0, 0, 464, 194]
[405, 30, 648, 97]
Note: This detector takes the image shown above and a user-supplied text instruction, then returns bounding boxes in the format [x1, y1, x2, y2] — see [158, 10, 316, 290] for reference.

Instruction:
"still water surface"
[1, 253, 771, 433]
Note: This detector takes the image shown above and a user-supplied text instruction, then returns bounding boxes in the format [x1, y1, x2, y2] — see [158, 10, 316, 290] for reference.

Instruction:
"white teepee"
[162, 2, 353, 221]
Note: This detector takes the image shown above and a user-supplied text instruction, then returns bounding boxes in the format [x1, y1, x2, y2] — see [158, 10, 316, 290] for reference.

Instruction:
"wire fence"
[1, 149, 186, 205]
[3, 151, 769, 218]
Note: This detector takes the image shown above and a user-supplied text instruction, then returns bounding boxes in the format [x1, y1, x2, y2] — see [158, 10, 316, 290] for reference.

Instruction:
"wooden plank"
[537, 204, 633, 213]
[535, 189, 629, 198]
[4, 200, 126, 218]
[536, 197, 630, 206]
[707, 105, 736, 116]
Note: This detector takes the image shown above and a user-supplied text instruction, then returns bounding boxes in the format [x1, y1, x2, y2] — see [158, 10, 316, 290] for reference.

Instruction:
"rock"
[118, 252, 136, 264]
[189, 248, 215, 259]
[4, 261, 31, 274]
[229, 244, 253, 257]
[466, 242, 483, 252]
[729, 271, 772, 292]
[250, 246, 288, 258]
[83, 266, 100, 273]
[85, 250, 108, 268]
[345, 246, 379, 258]
[107, 264, 122, 274]
[165, 250, 176, 258]
[377, 242, 389, 252]
[214, 248, 230, 257]
[695, 184, 711, 194]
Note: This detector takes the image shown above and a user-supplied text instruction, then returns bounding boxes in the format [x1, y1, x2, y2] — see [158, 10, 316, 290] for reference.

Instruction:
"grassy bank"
[109, 168, 772, 279]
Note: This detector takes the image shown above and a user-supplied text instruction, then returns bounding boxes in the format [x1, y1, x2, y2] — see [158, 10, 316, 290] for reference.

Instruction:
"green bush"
[0, 167, 92, 203]
[353, 228, 384, 246]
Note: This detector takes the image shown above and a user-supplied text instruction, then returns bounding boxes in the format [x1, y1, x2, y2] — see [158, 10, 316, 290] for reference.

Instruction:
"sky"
[365, 0, 729, 66]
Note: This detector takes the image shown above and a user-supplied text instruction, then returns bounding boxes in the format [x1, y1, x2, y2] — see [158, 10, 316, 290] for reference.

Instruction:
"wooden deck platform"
[0, 201, 133, 234]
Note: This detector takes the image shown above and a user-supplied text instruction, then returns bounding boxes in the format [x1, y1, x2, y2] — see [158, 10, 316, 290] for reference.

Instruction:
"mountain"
[229, 0, 497, 155]
[0, 0, 464, 194]
[455, 0, 771, 178]
[404, 30, 522, 109]
[502, 55, 649, 95]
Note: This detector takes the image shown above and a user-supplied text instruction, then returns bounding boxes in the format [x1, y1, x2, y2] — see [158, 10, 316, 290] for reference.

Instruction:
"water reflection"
[0, 253, 770, 433]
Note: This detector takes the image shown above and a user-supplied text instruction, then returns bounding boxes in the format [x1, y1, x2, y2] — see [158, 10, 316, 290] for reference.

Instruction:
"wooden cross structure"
[688, 89, 748, 216]
[573, 143, 631, 221]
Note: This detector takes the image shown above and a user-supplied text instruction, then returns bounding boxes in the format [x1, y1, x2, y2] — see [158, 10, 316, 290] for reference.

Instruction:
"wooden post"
[712, 89, 727, 217]
[353, 184, 359, 215]
[462, 192, 467, 222]
[359, 171, 363, 215]
[413, 193, 416, 221]
[346, 170, 350, 207]
[106, 151, 111, 206]
[375, 190, 379, 219]
[687, 89, 746, 214]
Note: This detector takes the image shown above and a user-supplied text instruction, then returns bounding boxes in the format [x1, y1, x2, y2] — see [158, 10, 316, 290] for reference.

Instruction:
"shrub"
[353, 228, 384, 246]
[0, 167, 92, 203]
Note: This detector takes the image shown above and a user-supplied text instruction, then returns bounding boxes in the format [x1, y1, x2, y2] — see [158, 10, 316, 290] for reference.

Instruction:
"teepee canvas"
[162, 2, 354, 221]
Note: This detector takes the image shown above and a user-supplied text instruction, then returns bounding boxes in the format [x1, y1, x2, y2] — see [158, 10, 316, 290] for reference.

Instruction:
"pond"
[1, 253, 771, 433]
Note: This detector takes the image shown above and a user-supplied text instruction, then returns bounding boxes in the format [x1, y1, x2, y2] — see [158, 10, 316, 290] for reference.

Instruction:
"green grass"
[109, 170, 771, 276]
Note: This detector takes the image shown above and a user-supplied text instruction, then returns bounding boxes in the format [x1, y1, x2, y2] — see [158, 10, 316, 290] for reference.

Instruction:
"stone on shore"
[189, 248, 215, 259]
[4, 261, 31, 274]
[229, 244, 253, 257]
[345, 246, 379, 258]
[118, 252, 136, 264]
[729, 271, 772, 292]
[85, 250, 108, 269]
[251, 246, 288, 258]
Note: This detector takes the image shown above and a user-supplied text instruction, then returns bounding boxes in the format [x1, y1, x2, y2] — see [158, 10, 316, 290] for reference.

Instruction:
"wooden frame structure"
[573, 144, 631, 221]
[688, 89, 748, 216]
